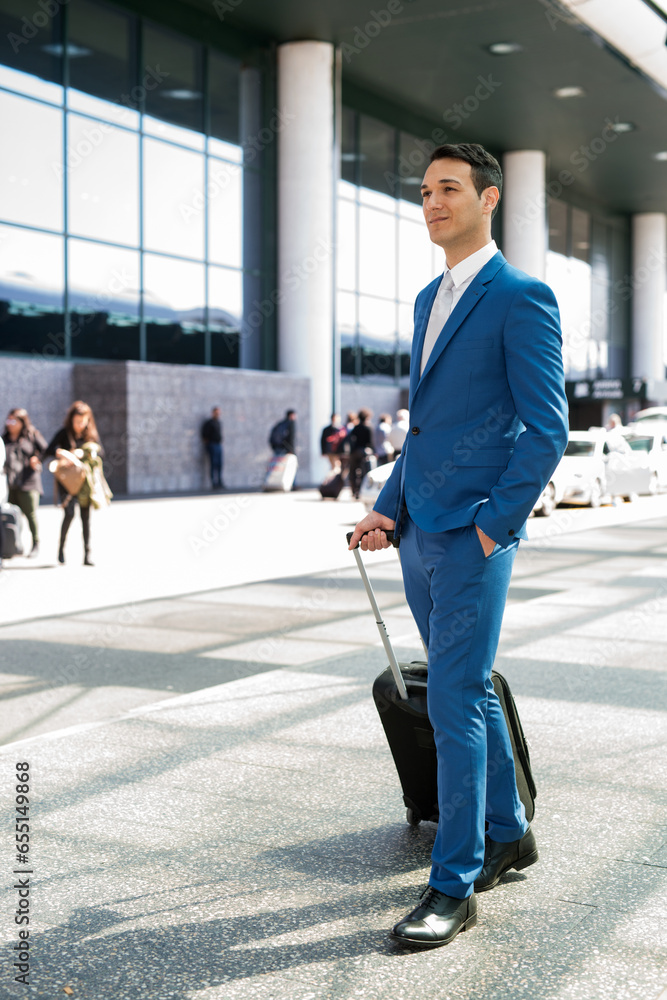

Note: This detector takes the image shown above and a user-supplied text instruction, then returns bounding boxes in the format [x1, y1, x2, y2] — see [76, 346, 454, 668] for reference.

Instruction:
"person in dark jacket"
[2, 408, 47, 558]
[201, 406, 224, 489]
[270, 410, 297, 456]
[45, 400, 103, 566]
[320, 412, 343, 472]
[347, 407, 374, 500]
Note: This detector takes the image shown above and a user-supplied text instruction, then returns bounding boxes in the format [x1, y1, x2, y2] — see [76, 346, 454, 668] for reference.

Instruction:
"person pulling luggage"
[349, 143, 568, 948]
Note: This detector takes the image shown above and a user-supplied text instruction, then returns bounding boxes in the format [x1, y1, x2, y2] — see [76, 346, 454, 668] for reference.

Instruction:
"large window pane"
[359, 115, 395, 197]
[209, 266, 241, 367]
[0, 226, 64, 356]
[143, 24, 203, 134]
[398, 216, 432, 302]
[68, 114, 139, 245]
[336, 198, 356, 292]
[338, 290, 357, 377]
[398, 132, 428, 205]
[0, 0, 63, 87]
[208, 158, 242, 268]
[341, 107, 357, 186]
[358, 205, 396, 299]
[68, 0, 136, 108]
[209, 49, 240, 145]
[143, 138, 204, 259]
[0, 91, 63, 231]
[358, 295, 396, 379]
[144, 254, 205, 364]
[69, 240, 140, 360]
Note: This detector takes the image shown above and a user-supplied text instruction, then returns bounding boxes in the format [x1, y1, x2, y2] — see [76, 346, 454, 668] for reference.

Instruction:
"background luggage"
[348, 530, 536, 826]
[319, 471, 344, 500]
[264, 453, 297, 492]
[1, 502, 25, 558]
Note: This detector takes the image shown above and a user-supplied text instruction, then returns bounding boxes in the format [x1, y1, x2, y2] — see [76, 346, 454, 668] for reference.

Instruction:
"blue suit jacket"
[375, 251, 569, 546]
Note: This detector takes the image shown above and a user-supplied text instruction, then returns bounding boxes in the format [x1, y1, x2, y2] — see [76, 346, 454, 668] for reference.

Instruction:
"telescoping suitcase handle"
[346, 530, 409, 701]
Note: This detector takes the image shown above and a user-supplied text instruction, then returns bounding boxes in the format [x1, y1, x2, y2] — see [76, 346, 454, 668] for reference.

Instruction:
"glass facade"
[546, 198, 630, 380]
[0, 0, 269, 368]
[338, 108, 442, 383]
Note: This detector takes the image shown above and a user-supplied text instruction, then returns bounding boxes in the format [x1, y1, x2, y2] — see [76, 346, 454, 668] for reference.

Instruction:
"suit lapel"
[409, 276, 441, 401]
[415, 252, 506, 391]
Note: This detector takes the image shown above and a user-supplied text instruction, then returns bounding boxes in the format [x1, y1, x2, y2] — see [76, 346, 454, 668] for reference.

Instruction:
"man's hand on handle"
[348, 511, 396, 551]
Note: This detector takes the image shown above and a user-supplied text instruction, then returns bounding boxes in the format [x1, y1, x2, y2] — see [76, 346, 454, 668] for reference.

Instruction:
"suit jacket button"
[508, 529, 515, 536]
[411, 426, 420, 435]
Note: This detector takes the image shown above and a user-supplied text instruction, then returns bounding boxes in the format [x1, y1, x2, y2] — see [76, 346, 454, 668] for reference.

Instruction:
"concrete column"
[502, 150, 547, 280]
[239, 65, 263, 372]
[277, 41, 335, 482]
[631, 213, 666, 382]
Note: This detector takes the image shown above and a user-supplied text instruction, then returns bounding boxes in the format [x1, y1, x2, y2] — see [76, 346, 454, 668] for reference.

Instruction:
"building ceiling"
[185, 0, 667, 217]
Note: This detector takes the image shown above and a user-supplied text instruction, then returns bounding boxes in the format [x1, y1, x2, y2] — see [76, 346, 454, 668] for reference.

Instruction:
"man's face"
[420, 158, 497, 253]
[212, 408, 220, 418]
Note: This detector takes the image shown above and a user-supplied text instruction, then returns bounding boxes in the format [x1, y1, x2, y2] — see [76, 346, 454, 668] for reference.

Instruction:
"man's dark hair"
[286, 409, 296, 418]
[429, 143, 502, 216]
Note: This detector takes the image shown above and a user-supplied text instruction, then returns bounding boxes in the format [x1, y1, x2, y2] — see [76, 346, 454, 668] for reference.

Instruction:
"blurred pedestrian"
[348, 407, 374, 500]
[388, 408, 409, 458]
[375, 413, 395, 466]
[2, 408, 47, 558]
[269, 409, 297, 456]
[201, 406, 225, 489]
[45, 401, 103, 566]
[605, 412, 629, 453]
[0, 435, 5, 572]
[321, 413, 344, 471]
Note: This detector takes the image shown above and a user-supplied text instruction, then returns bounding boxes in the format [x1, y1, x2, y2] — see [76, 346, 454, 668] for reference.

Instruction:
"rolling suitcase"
[348, 531, 536, 826]
[319, 471, 344, 500]
[1, 502, 25, 558]
[263, 453, 298, 492]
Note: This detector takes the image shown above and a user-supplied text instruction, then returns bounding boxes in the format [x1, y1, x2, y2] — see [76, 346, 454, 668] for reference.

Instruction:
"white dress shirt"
[420, 239, 498, 376]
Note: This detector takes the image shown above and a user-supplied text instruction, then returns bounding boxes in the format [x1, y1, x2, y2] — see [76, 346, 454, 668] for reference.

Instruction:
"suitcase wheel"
[406, 808, 421, 827]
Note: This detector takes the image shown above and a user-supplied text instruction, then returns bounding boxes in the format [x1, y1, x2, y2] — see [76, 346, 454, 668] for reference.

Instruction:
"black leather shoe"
[474, 826, 538, 892]
[390, 887, 477, 949]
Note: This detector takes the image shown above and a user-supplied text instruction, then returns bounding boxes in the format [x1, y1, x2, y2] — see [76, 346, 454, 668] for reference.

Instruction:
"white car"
[555, 430, 650, 507]
[623, 430, 667, 493]
[629, 406, 667, 430]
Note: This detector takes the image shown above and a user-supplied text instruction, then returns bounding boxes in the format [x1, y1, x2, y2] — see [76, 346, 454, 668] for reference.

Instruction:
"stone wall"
[0, 357, 311, 495]
[124, 362, 311, 493]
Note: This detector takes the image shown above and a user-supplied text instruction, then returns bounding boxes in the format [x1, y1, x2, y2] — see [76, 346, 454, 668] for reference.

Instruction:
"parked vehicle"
[623, 430, 667, 493]
[629, 407, 667, 430]
[556, 430, 650, 507]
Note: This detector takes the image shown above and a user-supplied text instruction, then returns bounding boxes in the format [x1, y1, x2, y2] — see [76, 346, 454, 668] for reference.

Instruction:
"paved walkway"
[1, 491, 667, 998]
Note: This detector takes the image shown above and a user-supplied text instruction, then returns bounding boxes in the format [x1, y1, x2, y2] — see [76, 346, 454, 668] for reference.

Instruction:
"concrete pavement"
[1, 489, 667, 998]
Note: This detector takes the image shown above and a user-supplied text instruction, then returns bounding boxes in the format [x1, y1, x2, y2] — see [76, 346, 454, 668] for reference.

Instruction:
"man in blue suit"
[349, 143, 568, 948]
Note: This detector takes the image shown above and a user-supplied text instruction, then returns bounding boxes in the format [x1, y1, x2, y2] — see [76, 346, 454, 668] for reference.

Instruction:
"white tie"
[420, 271, 454, 376]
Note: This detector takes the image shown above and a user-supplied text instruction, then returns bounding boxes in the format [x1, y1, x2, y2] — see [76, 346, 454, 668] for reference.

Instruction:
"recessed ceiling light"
[402, 177, 422, 185]
[487, 42, 523, 55]
[554, 86, 586, 99]
[653, 150, 667, 160]
[608, 121, 636, 133]
[163, 89, 202, 100]
[42, 43, 92, 57]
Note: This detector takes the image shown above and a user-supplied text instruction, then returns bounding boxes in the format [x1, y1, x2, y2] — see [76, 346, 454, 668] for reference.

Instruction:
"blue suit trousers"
[400, 516, 528, 898]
